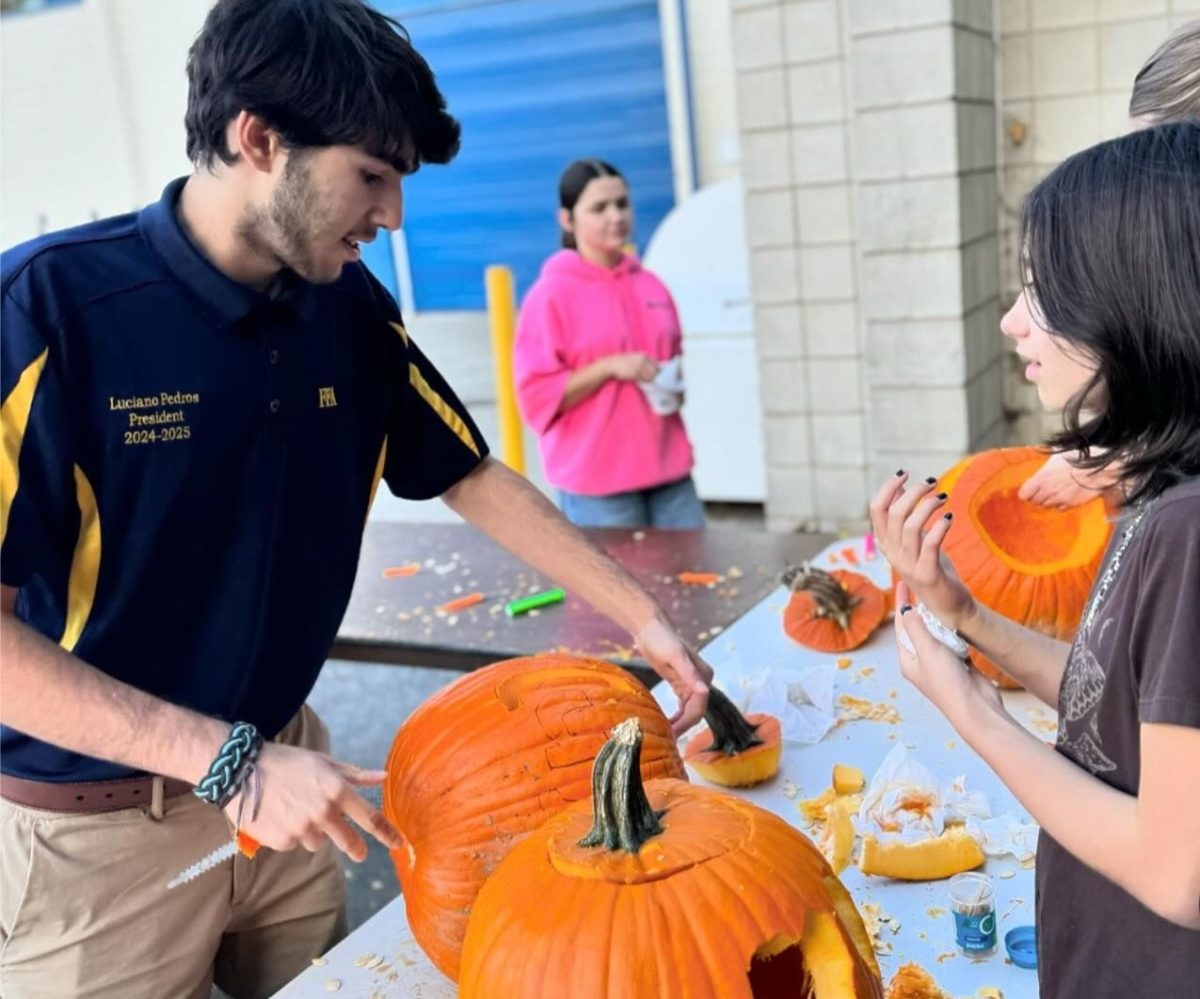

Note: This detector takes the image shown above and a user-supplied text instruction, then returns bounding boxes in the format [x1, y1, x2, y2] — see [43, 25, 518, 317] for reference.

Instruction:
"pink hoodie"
[514, 250, 695, 495]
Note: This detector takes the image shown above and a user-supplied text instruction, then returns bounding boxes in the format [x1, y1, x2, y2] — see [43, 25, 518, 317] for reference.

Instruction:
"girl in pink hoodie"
[514, 159, 704, 528]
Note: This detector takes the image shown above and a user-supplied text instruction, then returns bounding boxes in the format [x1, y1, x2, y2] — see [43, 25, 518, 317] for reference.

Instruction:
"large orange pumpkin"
[934, 447, 1112, 686]
[460, 718, 883, 998]
[382, 655, 685, 981]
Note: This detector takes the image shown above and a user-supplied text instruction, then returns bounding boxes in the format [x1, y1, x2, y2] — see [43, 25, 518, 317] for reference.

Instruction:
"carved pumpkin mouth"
[748, 942, 813, 997]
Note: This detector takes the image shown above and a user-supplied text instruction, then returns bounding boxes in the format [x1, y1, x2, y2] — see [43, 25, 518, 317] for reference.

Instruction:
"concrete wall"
[731, 0, 1005, 531]
[996, 0, 1200, 443]
[729, 0, 1198, 531]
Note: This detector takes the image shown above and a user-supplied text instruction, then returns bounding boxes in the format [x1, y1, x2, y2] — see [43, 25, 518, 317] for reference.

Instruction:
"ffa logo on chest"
[318, 386, 338, 409]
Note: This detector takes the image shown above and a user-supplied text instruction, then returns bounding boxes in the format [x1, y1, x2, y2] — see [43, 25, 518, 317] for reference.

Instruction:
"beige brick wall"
[997, 0, 1200, 444]
[734, 0, 860, 530]
[734, 0, 1198, 529]
[734, 0, 1003, 532]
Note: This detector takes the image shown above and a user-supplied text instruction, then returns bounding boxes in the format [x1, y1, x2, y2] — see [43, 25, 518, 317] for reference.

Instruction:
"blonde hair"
[1129, 19, 1200, 123]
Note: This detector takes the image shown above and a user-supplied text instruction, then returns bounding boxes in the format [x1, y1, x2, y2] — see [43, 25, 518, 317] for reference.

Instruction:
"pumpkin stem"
[702, 686, 763, 755]
[782, 563, 861, 631]
[578, 718, 664, 853]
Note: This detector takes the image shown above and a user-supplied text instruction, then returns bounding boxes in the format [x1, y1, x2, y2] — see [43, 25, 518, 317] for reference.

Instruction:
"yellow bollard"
[485, 265, 525, 475]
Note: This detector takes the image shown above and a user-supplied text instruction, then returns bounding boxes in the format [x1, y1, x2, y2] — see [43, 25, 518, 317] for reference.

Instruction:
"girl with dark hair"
[870, 123, 1200, 996]
[514, 159, 705, 528]
[1020, 18, 1200, 508]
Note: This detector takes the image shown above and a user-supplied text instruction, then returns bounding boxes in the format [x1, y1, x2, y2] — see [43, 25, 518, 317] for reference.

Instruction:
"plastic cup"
[948, 871, 998, 960]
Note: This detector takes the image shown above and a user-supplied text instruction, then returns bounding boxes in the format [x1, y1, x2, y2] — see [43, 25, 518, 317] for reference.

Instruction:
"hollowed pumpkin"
[460, 718, 883, 998]
[934, 447, 1113, 687]
[783, 566, 888, 652]
[383, 655, 685, 981]
[683, 686, 782, 787]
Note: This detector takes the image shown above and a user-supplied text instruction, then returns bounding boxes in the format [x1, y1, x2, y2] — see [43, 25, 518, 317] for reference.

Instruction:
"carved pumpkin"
[934, 447, 1112, 687]
[460, 718, 884, 998]
[683, 686, 782, 787]
[783, 565, 888, 652]
[383, 655, 685, 981]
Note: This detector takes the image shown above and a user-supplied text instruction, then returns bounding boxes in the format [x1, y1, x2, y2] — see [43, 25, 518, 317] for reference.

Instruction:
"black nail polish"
[943, 512, 954, 521]
[899, 603, 913, 615]
[895, 468, 905, 476]
[936, 491, 948, 501]
[924, 476, 937, 485]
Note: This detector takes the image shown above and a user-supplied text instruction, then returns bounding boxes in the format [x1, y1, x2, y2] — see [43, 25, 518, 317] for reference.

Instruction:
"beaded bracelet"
[194, 721, 264, 810]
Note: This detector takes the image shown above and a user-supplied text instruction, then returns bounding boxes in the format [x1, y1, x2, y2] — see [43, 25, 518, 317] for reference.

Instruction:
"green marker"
[505, 587, 566, 617]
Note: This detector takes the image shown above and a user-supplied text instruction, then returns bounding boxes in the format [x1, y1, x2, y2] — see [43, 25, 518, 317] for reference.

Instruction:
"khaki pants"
[0, 705, 347, 999]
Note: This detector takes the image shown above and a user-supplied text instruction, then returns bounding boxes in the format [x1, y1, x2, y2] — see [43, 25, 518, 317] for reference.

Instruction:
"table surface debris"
[279, 537, 1042, 998]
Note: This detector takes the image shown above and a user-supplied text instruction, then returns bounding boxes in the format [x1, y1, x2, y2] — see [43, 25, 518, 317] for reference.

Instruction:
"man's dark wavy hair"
[185, 0, 460, 173]
[1021, 121, 1200, 507]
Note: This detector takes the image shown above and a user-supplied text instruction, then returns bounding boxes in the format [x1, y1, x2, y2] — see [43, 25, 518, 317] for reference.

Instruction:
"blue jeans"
[559, 476, 706, 529]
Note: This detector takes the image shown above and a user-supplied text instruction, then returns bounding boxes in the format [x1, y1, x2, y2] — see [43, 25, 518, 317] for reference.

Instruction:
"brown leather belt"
[0, 772, 193, 813]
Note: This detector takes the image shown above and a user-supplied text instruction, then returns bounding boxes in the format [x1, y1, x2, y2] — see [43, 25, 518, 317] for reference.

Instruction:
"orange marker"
[438, 592, 485, 614]
[382, 563, 420, 579]
[678, 571, 721, 586]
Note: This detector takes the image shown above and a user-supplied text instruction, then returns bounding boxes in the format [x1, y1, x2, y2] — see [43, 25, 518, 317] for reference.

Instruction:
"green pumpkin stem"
[702, 686, 763, 755]
[782, 563, 861, 631]
[578, 718, 664, 853]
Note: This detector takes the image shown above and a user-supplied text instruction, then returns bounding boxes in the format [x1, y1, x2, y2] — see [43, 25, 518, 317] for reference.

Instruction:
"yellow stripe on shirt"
[1, 347, 49, 545]
[389, 321, 409, 347]
[367, 434, 388, 521]
[60, 464, 101, 652]
[408, 363, 480, 457]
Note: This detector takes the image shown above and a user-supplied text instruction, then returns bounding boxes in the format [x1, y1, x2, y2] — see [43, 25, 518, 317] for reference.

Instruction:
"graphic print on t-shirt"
[1058, 616, 1117, 773]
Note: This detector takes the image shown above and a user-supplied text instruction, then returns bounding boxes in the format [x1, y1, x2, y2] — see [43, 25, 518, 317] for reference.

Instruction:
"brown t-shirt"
[1036, 478, 1200, 997]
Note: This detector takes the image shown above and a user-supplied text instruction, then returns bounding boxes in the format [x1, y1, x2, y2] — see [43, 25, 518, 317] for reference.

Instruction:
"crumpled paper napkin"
[856, 744, 1038, 859]
[639, 356, 685, 415]
[725, 661, 838, 744]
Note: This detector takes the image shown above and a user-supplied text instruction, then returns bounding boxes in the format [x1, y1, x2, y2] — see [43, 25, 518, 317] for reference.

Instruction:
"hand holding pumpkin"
[869, 471, 978, 633]
[228, 743, 402, 862]
[1018, 450, 1116, 509]
[632, 615, 713, 736]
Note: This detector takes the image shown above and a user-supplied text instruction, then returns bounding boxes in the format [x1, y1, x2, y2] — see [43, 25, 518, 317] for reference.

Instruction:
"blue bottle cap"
[1004, 925, 1038, 969]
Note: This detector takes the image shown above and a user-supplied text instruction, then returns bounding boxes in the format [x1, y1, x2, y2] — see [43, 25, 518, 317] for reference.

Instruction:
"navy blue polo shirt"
[0, 178, 488, 781]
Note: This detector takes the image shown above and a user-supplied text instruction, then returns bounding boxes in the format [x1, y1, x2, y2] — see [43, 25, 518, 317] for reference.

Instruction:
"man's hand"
[632, 616, 713, 736]
[228, 744, 402, 862]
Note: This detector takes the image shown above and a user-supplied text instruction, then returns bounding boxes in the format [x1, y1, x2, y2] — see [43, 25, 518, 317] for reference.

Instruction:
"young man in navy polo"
[0, 2, 713, 995]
